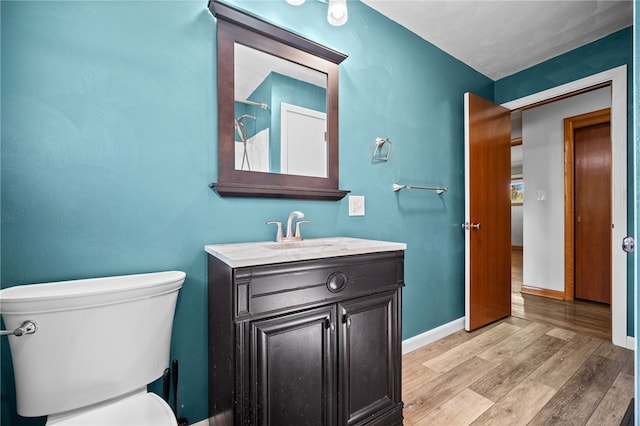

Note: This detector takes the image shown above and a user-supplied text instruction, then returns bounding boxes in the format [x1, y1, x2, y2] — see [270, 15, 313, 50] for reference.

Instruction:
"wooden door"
[251, 306, 337, 426]
[338, 292, 401, 425]
[464, 93, 512, 331]
[574, 121, 612, 304]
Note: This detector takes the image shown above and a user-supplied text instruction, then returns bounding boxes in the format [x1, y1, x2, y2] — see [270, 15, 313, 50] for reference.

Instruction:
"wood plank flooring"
[401, 249, 631, 425]
[402, 316, 634, 425]
[510, 248, 611, 341]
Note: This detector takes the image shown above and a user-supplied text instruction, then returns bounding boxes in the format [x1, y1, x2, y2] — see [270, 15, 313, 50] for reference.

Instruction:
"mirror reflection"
[234, 43, 328, 177]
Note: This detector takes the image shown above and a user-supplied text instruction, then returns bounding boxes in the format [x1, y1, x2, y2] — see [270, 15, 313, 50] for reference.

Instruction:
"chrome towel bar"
[393, 183, 448, 194]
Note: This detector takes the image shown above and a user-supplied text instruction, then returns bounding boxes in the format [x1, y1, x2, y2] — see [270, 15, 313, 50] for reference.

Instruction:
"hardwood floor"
[402, 316, 634, 425]
[401, 248, 631, 425]
[511, 248, 611, 341]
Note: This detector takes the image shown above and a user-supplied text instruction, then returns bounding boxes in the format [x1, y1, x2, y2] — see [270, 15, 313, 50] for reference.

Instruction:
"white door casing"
[502, 65, 628, 348]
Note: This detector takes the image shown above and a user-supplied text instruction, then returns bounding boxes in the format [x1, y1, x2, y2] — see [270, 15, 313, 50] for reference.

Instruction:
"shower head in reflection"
[234, 114, 257, 171]
[237, 114, 256, 123]
[234, 114, 256, 142]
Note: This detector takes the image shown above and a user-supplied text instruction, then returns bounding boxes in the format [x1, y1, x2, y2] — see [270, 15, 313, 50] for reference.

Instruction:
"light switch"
[537, 190, 546, 201]
[349, 195, 365, 216]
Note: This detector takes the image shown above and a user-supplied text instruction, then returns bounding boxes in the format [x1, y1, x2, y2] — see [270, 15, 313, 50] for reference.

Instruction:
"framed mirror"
[210, 1, 349, 200]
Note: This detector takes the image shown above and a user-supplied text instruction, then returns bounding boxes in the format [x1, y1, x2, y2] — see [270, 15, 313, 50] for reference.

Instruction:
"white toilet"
[0, 270, 186, 425]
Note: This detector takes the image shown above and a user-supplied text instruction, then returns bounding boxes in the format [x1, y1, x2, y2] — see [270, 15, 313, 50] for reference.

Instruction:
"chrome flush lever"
[0, 320, 37, 337]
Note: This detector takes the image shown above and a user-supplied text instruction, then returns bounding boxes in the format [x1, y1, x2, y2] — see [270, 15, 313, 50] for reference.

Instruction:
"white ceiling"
[361, 0, 633, 80]
[235, 43, 326, 100]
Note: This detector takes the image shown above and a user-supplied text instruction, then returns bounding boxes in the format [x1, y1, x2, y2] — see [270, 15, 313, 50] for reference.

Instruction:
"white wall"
[511, 113, 523, 246]
[511, 205, 523, 246]
[522, 87, 611, 291]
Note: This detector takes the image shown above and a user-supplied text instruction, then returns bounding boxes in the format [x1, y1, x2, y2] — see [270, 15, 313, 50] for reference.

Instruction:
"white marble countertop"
[204, 237, 406, 268]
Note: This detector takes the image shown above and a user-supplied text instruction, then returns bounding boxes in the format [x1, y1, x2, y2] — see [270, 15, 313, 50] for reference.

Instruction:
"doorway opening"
[510, 107, 614, 341]
[503, 66, 626, 347]
[510, 99, 613, 341]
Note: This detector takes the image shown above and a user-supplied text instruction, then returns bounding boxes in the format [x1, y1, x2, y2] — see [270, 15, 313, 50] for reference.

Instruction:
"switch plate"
[349, 195, 365, 216]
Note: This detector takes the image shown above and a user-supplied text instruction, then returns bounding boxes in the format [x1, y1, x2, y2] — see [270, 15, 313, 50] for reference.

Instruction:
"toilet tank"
[0, 270, 186, 417]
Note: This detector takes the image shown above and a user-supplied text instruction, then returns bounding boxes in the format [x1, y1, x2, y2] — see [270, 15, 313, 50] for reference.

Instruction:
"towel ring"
[373, 137, 392, 161]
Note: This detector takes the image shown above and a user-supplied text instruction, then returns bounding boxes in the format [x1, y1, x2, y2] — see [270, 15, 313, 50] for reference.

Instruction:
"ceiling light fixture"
[286, 0, 348, 27]
[327, 0, 348, 26]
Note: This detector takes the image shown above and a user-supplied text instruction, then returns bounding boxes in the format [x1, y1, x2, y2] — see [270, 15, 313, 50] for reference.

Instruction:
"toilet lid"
[46, 392, 177, 426]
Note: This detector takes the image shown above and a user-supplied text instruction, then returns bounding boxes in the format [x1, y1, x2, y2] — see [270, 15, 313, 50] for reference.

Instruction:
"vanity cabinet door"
[338, 292, 402, 426]
[251, 306, 337, 426]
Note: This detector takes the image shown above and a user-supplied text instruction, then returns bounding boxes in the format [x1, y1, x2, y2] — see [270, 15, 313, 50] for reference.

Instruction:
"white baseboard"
[402, 317, 465, 355]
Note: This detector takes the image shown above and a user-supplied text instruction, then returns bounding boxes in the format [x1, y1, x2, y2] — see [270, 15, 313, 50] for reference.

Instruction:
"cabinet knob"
[326, 272, 348, 293]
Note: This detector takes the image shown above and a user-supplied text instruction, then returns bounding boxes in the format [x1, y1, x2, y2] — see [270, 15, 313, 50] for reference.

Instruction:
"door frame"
[502, 65, 628, 348]
[564, 108, 612, 301]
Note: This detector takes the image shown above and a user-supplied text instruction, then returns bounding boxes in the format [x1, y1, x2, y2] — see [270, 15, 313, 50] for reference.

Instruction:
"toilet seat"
[46, 390, 177, 426]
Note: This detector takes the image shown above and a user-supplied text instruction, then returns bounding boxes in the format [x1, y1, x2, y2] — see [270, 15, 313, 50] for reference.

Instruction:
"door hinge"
[325, 318, 335, 332]
[342, 315, 352, 328]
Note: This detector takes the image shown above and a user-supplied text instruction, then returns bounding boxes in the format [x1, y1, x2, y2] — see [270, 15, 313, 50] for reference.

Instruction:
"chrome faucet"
[267, 211, 309, 242]
[285, 211, 305, 240]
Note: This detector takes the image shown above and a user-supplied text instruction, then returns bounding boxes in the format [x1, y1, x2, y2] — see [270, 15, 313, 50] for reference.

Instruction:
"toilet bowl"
[0, 270, 186, 425]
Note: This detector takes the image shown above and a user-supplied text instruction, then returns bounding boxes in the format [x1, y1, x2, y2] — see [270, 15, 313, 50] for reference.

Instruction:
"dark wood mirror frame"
[209, 1, 349, 200]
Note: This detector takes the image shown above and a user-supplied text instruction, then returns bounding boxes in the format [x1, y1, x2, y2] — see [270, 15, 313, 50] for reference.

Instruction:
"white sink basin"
[205, 237, 406, 268]
[261, 239, 347, 250]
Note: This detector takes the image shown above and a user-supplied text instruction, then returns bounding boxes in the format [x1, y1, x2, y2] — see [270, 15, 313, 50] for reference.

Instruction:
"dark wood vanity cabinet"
[208, 251, 404, 426]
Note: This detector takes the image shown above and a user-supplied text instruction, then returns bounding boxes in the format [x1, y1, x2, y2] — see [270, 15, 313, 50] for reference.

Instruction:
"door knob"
[462, 222, 481, 230]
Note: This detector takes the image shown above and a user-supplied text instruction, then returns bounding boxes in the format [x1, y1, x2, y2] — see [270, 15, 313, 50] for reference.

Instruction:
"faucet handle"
[266, 221, 283, 242]
[294, 220, 309, 239]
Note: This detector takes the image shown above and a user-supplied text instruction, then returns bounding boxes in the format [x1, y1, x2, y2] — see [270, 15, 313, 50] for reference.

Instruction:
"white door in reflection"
[281, 102, 327, 178]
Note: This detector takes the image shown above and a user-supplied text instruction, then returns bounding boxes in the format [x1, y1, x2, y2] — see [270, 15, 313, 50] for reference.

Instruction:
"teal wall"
[495, 26, 635, 336]
[0, 1, 492, 424]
